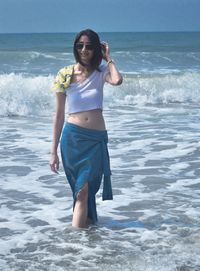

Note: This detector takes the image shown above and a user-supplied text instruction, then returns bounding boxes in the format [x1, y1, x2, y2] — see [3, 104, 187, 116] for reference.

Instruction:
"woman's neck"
[76, 63, 93, 73]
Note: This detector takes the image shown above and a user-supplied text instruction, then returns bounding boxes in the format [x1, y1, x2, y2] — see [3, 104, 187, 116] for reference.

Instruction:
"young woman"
[50, 29, 122, 228]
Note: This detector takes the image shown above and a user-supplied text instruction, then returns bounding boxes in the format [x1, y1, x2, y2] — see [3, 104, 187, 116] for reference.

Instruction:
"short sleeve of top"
[51, 65, 74, 93]
[66, 64, 109, 114]
[100, 63, 109, 81]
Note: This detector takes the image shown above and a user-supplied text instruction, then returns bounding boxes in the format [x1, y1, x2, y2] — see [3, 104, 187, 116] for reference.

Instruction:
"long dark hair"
[73, 29, 103, 70]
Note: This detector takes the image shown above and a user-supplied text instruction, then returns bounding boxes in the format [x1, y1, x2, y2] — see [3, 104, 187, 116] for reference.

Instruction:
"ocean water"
[0, 32, 200, 271]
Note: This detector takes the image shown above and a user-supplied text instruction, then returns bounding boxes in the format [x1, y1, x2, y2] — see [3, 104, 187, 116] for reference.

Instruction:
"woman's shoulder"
[58, 64, 74, 75]
[99, 63, 108, 72]
[52, 64, 75, 93]
[98, 63, 109, 80]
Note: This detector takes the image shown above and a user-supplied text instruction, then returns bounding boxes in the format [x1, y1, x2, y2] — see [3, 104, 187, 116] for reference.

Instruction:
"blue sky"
[0, 0, 200, 33]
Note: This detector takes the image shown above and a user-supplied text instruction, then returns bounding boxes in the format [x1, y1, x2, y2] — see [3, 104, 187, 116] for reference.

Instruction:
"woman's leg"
[72, 183, 88, 228]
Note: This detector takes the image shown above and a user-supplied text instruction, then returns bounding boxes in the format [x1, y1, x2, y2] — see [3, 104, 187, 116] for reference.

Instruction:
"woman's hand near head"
[101, 41, 111, 62]
[101, 41, 123, 86]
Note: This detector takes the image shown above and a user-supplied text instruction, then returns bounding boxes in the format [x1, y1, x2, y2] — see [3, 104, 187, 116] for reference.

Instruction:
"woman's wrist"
[107, 58, 114, 65]
[105, 56, 112, 62]
[51, 150, 58, 155]
[107, 59, 113, 64]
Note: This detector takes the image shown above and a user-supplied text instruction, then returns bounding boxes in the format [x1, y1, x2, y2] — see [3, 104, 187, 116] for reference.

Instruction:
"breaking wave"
[0, 70, 200, 116]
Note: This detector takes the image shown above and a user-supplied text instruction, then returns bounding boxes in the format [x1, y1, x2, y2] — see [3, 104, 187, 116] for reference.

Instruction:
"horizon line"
[0, 30, 200, 35]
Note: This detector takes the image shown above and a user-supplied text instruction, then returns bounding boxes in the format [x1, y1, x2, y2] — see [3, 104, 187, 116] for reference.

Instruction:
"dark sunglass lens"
[85, 44, 94, 50]
[76, 43, 83, 50]
[76, 43, 94, 50]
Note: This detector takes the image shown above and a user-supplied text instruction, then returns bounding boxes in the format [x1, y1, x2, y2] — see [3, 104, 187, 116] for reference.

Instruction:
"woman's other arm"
[49, 93, 66, 173]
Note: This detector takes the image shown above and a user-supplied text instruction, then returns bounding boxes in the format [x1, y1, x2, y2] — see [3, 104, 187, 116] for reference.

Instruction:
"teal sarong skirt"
[60, 122, 113, 223]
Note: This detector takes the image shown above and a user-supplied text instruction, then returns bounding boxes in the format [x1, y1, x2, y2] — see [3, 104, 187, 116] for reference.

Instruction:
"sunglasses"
[75, 43, 94, 51]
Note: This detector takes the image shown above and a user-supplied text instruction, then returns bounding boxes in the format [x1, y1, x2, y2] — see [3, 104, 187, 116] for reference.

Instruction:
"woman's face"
[76, 35, 94, 66]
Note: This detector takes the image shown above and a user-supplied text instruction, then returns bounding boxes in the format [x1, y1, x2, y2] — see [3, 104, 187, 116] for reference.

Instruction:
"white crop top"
[66, 64, 109, 114]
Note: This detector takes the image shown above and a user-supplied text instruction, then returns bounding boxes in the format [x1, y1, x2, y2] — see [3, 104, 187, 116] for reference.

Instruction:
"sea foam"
[0, 71, 200, 116]
[111, 70, 200, 106]
[0, 73, 54, 116]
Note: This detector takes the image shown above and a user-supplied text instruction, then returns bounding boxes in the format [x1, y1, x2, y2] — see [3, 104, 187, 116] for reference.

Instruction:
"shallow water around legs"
[1, 104, 200, 270]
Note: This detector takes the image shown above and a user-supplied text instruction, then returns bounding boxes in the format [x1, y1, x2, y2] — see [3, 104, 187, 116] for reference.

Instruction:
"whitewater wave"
[107, 70, 200, 106]
[30, 51, 58, 60]
[0, 73, 54, 116]
[0, 71, 200, 116]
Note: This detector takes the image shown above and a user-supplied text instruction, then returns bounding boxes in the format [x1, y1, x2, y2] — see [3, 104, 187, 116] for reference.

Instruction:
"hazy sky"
[0, 0, 200, 33]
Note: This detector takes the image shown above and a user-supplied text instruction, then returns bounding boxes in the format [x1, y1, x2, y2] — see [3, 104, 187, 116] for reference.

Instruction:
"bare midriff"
[67, 109, 106, 131]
